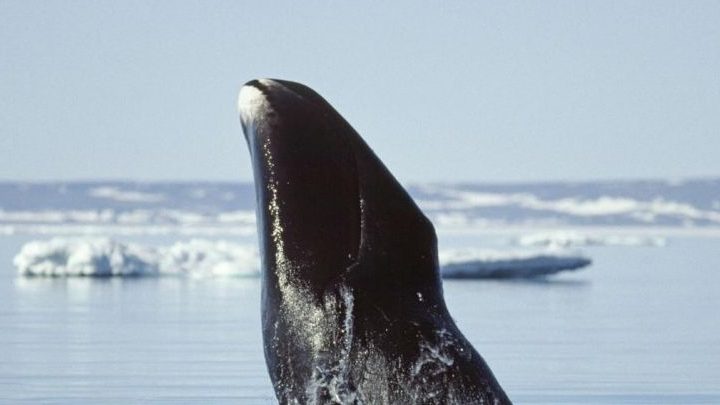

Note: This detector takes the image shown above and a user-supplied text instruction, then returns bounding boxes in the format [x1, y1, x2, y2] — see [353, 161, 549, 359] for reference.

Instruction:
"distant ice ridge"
[418, 185, 720, 227]
[432, 189, 714, 219]
[3, 180, 720, 235]
[0, 209, 256, 225]
[518, 231, 667, 248]
[14, 238, 259, 277]
[439, 249, 590, 279]
[0, 209, 257, 236]
[14, 238, 589, 279]
[88, 186, 165, 203]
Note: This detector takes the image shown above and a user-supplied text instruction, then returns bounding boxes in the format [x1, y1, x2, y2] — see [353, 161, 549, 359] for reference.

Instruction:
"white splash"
[412, 329, 456, 377]
[306, 285, 362, 404]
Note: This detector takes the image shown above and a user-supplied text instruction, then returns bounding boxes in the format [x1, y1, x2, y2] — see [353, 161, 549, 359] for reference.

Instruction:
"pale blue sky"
[1, 1, 719, 182]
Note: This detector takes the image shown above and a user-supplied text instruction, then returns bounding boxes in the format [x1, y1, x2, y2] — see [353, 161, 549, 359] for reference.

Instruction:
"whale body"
[238, 79, 511, 404]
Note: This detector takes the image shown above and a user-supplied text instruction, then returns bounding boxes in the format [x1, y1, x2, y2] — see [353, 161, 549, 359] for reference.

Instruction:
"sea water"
[1, 234, 719, 404]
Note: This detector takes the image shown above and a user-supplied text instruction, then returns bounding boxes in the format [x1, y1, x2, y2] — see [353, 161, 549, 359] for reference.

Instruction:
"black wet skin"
[240, 79, 511, 404]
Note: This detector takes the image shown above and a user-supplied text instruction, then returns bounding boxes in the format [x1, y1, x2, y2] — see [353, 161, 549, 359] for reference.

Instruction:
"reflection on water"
[1, 236, 719, 404]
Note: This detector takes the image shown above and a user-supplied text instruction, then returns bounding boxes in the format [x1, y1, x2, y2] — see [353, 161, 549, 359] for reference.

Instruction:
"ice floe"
[14, 238, 588, 279]
[14, 238, 259, 278]
[439, 248, 591, 279]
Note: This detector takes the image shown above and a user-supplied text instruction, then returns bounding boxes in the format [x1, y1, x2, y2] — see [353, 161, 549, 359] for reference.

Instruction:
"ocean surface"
[2, 233, 720, 404]
[1, 181, 720, 404]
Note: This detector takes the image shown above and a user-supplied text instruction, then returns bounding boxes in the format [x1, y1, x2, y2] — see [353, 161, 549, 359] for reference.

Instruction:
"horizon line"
[0, 175, 718, 186]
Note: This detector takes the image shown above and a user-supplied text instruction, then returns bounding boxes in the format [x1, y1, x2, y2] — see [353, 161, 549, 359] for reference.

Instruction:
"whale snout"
[238, 78, 362, 292]
[237, 79, 276, 144]
[237, 78, 334, 148]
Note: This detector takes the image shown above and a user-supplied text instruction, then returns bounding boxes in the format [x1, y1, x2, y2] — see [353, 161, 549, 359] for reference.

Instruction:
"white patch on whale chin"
[237, 78, 292, 129]
[237, 83, 270, 128]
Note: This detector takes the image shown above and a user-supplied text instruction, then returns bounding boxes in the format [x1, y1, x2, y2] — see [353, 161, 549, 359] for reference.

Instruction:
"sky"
[1, 1, 719, 183]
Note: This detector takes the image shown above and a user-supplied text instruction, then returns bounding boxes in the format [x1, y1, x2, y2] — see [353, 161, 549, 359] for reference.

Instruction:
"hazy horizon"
[1, 175, 720, 185]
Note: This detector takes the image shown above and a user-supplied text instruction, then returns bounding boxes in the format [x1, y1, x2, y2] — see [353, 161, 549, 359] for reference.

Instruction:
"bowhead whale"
[238, 78, 511, 404]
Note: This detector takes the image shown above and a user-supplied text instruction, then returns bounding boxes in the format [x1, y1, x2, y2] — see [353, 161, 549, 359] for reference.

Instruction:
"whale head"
[237, 79, 510, 404]
[238, 79, 439, 299]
